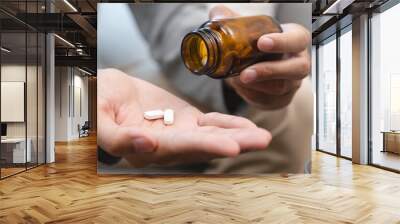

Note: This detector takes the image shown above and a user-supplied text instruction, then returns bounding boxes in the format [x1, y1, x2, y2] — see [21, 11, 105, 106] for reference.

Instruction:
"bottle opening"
[181, 33, 209, 74]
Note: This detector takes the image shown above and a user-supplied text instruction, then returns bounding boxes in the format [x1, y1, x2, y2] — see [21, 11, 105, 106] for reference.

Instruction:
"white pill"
[144, 110, 164, 120]
[163, 109, 174, 125]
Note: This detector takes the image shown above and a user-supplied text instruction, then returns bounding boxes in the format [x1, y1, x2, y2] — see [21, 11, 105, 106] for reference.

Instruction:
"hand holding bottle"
[210, 5, 311, 110]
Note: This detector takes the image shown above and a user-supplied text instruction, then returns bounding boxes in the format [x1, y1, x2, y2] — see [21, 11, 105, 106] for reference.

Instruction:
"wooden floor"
[1, 163, 45, 178]
[1, 167, 26, 178]
[1, 135, 400, 224]
[372, 150, 400, 171]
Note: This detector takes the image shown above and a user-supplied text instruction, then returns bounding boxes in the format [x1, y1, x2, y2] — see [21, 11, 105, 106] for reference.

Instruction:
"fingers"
[227, 128, 271, 152]
[257, 23, 311, 53]
[205, 126, 271, 152]
[226, 23, 310, 110]
[97, 98, 157, 157]
[209, 4, 240, 20]
[240, 50, 310, 83]
[198, 113, 271, 152]
[198, 112, 256, 128]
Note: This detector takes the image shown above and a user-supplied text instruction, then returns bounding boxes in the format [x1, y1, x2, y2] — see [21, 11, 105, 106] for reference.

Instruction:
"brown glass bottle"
[181, 15, 283, 79]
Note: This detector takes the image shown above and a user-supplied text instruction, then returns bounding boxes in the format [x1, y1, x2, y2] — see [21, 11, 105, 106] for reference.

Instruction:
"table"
[1, 138, 31, 164]
[381, 131, 400, 154]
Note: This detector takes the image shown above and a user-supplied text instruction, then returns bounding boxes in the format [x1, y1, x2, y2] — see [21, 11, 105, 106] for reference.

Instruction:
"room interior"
[0, 0, 97, 179]
[0, 0, 399, 223]
[311, 0, 400, 172]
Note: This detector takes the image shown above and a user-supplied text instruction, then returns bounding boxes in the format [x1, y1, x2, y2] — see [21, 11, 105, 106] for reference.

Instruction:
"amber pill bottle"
[181, 15, 283, 79]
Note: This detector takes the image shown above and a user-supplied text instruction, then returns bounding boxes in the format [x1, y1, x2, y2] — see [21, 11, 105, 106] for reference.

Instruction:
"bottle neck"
[181, 28, 220, 76]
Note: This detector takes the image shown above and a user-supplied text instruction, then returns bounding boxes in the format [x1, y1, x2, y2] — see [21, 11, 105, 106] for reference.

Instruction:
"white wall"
[1, 65, 26, 132]
[54, 67, 89, 141]
[55, 66, 69, 141]
[71, 73, 89, 138]
[1, 65, 38, 138]
[1, 63, 46, 164]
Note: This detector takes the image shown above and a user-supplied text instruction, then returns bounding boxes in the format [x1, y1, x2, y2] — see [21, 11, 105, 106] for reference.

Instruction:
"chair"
[79, 121, 90, 138]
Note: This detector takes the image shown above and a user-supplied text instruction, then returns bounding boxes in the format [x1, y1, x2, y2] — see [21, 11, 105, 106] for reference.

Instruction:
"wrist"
[222, 79, 246, 114]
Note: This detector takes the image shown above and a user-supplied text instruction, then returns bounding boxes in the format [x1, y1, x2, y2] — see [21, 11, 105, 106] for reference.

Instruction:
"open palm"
[98, 69, 271, 167]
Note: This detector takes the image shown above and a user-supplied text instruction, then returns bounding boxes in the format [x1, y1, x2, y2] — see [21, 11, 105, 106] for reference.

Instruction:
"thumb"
[209, 5, 240, 20]
[97, 101, 157, 157]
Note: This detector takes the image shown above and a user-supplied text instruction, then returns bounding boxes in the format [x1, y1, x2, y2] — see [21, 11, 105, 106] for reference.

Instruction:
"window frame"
[315, 22, 353, 160]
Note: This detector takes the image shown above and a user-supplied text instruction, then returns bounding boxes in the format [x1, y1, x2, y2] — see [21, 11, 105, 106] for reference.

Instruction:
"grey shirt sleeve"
[130, 3, 228, 113]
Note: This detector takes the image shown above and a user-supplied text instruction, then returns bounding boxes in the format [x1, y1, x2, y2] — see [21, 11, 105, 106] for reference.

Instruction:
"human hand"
[97, 69, 271, 167]
[210, 5, 311, 110]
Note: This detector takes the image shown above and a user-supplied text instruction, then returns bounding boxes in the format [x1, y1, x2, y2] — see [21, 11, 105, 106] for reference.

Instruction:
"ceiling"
[1, 0, 99, 72]
[0, 0, 393, 72]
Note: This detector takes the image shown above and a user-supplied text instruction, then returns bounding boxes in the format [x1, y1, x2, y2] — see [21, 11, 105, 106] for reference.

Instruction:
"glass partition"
[26, 0, 40, 169]
[27, 31, 38, 169]
[370, 3, 400, 171]
[0, 1, 46, 179]
[317, 35, 337, 154]
[1, 30, 28, 177]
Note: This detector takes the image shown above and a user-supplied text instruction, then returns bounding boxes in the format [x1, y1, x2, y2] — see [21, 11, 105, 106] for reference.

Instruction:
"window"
[312, 45, 317, 151]
[370, 2, 400, 171]
[317, 35, 337, 154]
[339, 27, 352, 158]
